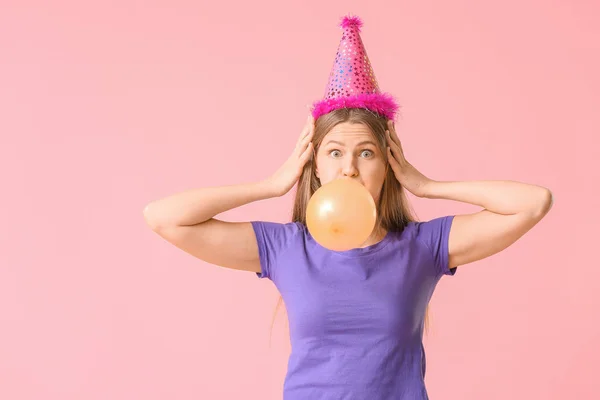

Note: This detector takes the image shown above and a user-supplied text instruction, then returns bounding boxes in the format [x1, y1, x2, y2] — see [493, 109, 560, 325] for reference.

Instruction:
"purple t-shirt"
[251, 215, 456, 400]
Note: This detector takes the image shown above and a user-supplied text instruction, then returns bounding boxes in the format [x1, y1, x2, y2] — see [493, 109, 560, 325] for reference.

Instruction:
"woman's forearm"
[143, 180, 278, 229]
[423, 180, 553, 216]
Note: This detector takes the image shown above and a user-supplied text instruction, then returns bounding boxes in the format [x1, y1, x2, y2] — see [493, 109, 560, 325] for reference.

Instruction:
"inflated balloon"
[306, 178, 377, 251]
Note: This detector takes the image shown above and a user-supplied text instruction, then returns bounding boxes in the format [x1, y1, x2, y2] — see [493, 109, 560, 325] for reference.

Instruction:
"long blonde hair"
[269, 108, 430, 346]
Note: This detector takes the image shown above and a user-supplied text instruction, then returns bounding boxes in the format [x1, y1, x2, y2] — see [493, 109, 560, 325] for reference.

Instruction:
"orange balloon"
[306, 178, 377, 251]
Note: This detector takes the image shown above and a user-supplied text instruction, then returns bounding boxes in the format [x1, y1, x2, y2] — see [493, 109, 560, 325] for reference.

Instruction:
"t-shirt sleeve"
[414, 215, 457, 278]
[250, 221, 301, 281]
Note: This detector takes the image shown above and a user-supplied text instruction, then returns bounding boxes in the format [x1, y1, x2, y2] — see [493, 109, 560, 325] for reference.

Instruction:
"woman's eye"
[329, 149, 374, 158]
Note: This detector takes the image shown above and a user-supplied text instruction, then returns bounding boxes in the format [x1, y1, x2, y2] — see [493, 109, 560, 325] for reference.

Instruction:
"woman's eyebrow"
[324, 140, 377, 146]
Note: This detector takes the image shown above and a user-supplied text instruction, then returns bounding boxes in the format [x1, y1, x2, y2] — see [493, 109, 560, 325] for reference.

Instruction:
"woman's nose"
[342, 159, 359, 177]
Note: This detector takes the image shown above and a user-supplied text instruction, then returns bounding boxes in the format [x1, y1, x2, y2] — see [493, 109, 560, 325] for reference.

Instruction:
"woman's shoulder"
[251, 220, 305, 233]
[394, 216, 455, 245]
[250, 220, 306, 247]
[250, 220, 307, 280]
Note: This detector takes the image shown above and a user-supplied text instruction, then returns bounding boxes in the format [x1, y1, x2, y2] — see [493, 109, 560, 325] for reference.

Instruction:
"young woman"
[143, 107, 553, 399]
[145, 12, 554, 400]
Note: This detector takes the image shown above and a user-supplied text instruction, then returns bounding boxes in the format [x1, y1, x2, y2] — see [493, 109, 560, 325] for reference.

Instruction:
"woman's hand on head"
[264, 114, 315, 197]
[386, 119, 434, 198]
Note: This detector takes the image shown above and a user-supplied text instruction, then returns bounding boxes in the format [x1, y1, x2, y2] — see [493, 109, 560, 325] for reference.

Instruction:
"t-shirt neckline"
[305, 226, 394, 257]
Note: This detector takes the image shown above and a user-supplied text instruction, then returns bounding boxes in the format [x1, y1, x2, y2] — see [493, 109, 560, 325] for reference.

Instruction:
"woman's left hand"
[386, 120, 435, 198]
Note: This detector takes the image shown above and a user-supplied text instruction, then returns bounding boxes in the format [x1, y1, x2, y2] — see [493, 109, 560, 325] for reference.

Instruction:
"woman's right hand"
[264, 114, 315, 197]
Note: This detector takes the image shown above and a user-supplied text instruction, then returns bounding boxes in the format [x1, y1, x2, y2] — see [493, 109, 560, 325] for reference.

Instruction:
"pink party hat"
[310, 14, 400, 121]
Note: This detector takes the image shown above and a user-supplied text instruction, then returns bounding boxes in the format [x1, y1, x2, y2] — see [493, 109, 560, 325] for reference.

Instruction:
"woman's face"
[315, 122, 387, 204]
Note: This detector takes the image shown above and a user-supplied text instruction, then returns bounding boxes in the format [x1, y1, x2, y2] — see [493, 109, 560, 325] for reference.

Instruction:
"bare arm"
[143, 180, 278, 230]
[142, 115, 315, 273]
[422, 180, 553, 269]
[142, 180, 278, 273]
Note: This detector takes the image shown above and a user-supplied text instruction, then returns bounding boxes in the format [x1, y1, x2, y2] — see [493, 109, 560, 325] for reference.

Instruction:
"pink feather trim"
[310, 92, 400, 121]
[340, 15, 363, 32]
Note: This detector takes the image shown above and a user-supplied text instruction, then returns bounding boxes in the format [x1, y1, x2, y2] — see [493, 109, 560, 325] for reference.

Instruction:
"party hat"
[310, 14, 399, 121]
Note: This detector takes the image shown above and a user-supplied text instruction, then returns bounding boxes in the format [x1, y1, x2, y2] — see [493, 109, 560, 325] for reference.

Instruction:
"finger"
[387, 147, 402, 178]
[389, 120, 401, 148]
[296, 116, 314, 149]
[300, 141, 314, 162]
[296, 116, 310, 145]
[387, 121, 400, 147]
[387, 145, 395, 160]
[386, 130, 400, 152]
[295, 117, 313, 146]
[296, 126, 314, 155]
[302, 119, 315, 142]
[300, 114, 314, 138]
[387, 146, 399, 171]
[387, 130, 406, 160]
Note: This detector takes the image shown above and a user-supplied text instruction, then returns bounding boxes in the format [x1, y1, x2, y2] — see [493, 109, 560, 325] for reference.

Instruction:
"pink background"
[1, 1, 597, 399]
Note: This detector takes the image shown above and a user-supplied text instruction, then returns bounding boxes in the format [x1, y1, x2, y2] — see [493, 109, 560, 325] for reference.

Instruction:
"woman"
[143, 15, 553, 400]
